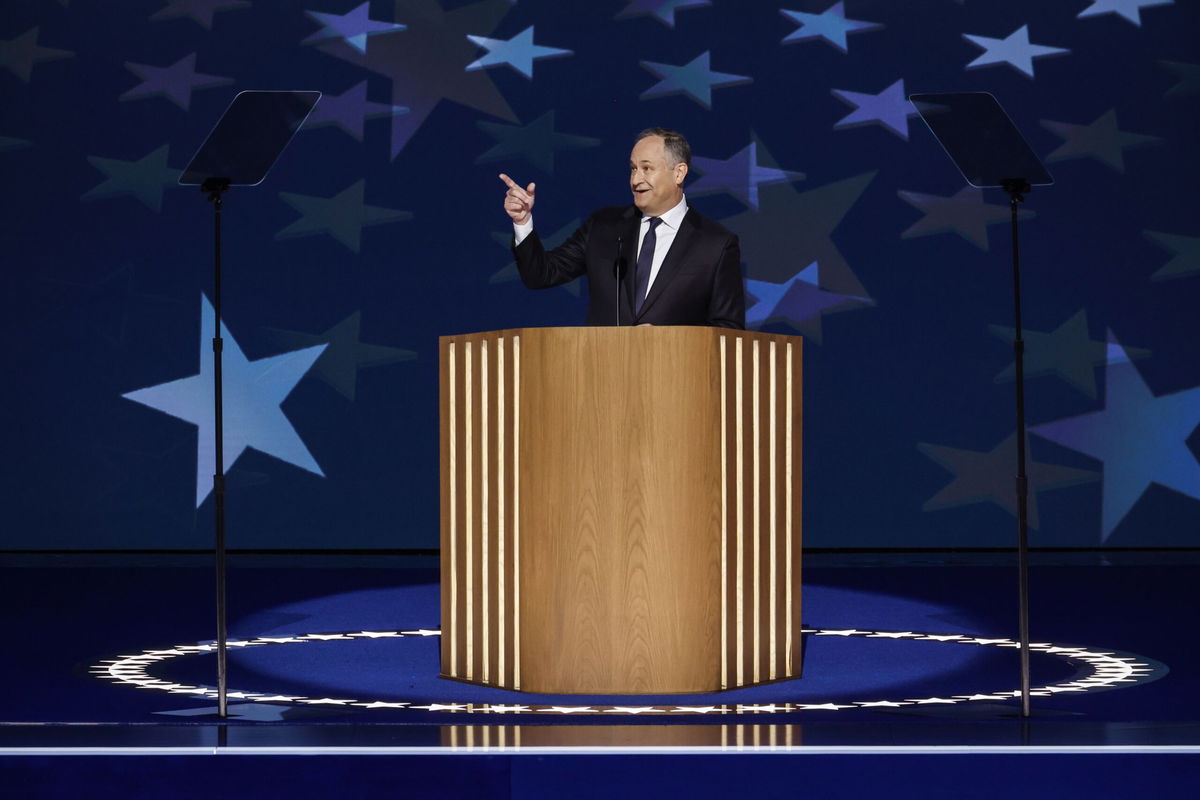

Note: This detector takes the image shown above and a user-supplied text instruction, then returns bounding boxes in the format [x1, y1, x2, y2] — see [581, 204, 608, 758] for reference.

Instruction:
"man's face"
[629, 136, 686, 217]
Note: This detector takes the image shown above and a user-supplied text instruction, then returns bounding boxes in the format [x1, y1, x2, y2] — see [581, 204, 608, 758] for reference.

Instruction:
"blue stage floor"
[2, 550, 1198, 754]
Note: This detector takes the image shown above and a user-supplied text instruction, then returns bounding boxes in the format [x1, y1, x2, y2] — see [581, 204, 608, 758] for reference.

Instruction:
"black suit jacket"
[512, 205, 745, 329]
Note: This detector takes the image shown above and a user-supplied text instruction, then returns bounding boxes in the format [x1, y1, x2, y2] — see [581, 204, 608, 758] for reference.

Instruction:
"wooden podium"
[439, 326, 801, 694]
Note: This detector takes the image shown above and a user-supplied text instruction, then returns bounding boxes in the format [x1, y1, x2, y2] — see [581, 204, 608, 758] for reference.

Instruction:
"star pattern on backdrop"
[475, 111, 600, 173]
[261, 311, 416, 402]
[1161, 60, 1200, 97]
[82, 144, 182, 212]
[149, 0, 250, 29]
[1031, 334, 1200, 539]
[1145, 230, 1200, 280]
[490, 219, 583, 296]
[919, 433, 1099, 528]
[1040, 109, 1162, 172]
[301, 81, 408, 142]
[723, 173, 876, 295]
[831, 78, 919, 140]
[779, 2, 882, 53]
[120, 53, 234, 110]
[898, 185, 1033, 250]
[615, 0, 711, 28]
[0, 26, 73, 82]
[989, 310, 1150, 398]
[303, 2, 405, 53]
[316, 0, 519, 160]
[745, 262, 873, 343]
[0, 136, 31, 152]
[639, 51, 751, 109]
[689, 141, 804, 210]
[962, 25, 1069, 79]
[1076, 0, 1173, 26]
[123, 296, 327, 507]
[466, 25, 572, 79]
[276, 179, 412, 253]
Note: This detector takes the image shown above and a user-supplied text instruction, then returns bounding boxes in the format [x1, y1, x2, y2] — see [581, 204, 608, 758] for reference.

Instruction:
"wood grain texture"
[440, 327, 802, 694]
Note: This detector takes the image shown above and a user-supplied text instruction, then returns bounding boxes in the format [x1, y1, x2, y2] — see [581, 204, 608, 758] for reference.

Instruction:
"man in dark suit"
[500, 127, 745, 329]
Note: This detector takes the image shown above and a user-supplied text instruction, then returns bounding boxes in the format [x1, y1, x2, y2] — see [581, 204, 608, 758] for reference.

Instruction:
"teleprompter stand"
[910, 92, 1054, 719]
[179, 90, 320, 717]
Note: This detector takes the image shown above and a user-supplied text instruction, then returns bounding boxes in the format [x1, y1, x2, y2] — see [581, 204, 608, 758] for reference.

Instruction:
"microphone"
[614, 233, 623, 326]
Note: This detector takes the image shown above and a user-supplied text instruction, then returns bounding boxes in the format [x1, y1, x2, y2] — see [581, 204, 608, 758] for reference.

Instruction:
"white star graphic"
[122, 295, 326, 506]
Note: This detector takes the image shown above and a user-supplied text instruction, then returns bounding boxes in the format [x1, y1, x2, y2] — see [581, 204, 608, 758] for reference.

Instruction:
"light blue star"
[832, 79, 919, 140]
[1077, 0, 1173, 26]
[779, 2, 882, 53]
[616, 0, 711, 28]
[689, 141, 804, 210]
[303, 2, 405, 54]
[1031, 334, 1200, 539]
[466, 26, 572, 79]
[123, 296, 327, 507]
[640, 51, 751, 109]
[82, 144, 182, 212]
[276, 179, 412, 253]
[963, 25, 1069, 79]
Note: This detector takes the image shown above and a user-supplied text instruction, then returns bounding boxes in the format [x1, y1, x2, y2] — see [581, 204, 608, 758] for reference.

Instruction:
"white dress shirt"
[513, 195, 689, 297]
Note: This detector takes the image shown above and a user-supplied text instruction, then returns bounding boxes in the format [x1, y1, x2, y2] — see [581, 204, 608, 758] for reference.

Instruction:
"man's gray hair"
[635, 127, 692, 169]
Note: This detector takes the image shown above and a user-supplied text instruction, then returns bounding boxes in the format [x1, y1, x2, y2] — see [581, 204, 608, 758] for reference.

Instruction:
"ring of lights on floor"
[92, 627, 1162, 715]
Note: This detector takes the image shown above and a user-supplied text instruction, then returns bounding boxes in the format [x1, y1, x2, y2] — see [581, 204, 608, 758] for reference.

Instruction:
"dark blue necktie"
[634, 216, 662, 313]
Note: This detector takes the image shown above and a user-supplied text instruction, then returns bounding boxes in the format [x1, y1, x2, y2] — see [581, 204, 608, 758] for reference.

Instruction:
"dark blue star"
[689, 141, 804, 210]
[302, 81, 408, 142]
[615, 0, 711, 28]
[919, 433, 1099, 529]
[898, 185, 1032, 250]
[82, 144, 182, 212]
[466, 26, 572, 79]
[120, 53, 234, 111]
[1041, 109, 1162, 172]
[779, 2, 882, 53]
[150, 0, 250, 30]
[1161, 60, 1200, 97]
[1031, 334, 1200, 539]
[476, 111, 600, 173]
[832, 79, 919, 140]
[1145, 230, 1200, 281]
[315, 0, 519, 160]
[1077, 0, 1173, 26]
[963, 25, 1069, 79]
[0, 26, 73, 82]
[302, 2, 405, 53]
[0, 136, 31, 152]
[640, 51, 751, 109]
[276, 179, 412, 253]
[262, 311, 416, 402]
[989, 310, 1150, 399]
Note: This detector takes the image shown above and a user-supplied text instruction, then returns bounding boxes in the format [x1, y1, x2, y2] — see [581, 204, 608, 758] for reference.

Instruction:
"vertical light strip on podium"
[721, 332, 801, 688]
[442, 332, 521, 687]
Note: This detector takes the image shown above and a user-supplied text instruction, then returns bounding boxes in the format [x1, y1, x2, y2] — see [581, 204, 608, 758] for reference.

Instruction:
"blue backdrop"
[3, 0, 1197, 550]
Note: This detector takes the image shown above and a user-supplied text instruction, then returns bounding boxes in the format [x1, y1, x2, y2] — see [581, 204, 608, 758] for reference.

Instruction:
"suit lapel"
[636, 209, 696, 319]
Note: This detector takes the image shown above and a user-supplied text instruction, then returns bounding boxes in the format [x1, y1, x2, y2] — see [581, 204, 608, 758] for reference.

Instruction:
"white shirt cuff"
[513, 217, 534, 245]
